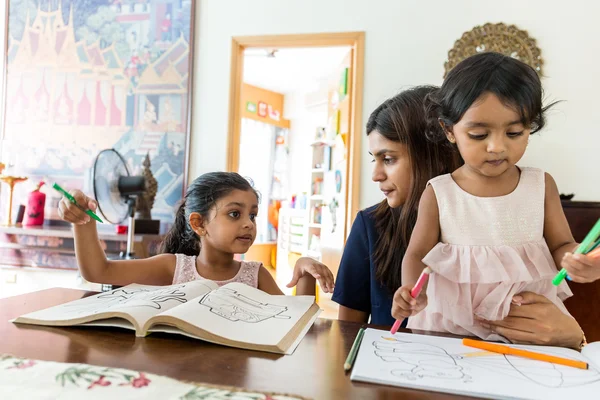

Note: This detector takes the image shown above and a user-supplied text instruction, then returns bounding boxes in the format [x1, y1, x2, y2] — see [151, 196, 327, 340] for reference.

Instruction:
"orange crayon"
[462, 338, 588, 370]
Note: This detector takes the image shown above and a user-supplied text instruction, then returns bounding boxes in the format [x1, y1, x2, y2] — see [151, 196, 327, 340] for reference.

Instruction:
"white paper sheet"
[351, 328, 600, 400]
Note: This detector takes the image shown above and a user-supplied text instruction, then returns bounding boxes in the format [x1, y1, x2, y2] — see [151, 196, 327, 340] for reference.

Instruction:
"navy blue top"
[332, 204, 407, 327]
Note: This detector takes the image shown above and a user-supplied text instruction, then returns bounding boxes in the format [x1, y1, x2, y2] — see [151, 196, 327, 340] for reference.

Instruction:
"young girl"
[393, 52, 598, 341]
[58, 171, 334, 295]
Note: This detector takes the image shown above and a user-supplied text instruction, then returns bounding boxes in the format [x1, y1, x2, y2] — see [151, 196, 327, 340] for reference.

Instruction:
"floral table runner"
[0, 354, 308, 399]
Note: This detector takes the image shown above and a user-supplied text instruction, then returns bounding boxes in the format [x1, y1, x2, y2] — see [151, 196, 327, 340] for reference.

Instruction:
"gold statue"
[135, 152, 158, 220]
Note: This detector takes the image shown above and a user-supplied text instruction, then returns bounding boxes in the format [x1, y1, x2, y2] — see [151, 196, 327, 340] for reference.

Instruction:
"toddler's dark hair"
[425, 52, 555, 143]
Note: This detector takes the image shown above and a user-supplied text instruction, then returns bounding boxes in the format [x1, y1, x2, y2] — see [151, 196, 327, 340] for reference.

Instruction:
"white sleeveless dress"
[407, 167, 573, 341]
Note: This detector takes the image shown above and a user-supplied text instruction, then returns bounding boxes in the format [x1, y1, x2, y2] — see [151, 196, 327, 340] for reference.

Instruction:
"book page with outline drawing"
[351, 328, 600, 400]
[14, 280, 218, 331]
[152, 282, 316, 346]
[582, 342, 600, 372]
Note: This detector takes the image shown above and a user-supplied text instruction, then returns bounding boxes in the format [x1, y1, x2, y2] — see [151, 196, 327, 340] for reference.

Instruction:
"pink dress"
[172, 254, 260, 288]
[407, 167, 573, 341]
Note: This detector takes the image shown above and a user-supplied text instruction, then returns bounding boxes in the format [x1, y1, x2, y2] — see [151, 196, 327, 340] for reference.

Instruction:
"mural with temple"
[1, 0, 193, 222]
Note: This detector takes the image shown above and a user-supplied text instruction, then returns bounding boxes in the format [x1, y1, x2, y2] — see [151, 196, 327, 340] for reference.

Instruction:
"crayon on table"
[462, 338, 588, 370]
[344, 327, 365, 371]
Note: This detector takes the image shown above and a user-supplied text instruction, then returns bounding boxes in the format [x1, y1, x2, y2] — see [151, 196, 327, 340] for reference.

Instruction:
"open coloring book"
[351, 328, 600, 399]
[12, 281, 321, 355]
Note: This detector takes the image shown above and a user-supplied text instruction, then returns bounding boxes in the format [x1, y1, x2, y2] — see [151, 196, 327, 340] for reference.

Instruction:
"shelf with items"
[311, 177, 324, 198]
[305, 130, 336, 261]
[276, 208, 307, 294]
[309, 203, 323, 226]
[310, 141, 333, 171]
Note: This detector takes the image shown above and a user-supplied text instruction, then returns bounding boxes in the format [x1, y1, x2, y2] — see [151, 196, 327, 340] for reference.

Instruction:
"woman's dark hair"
[160, 172, 259, 256]
[426, 52, 554, 143]
[367, 86, 462, 293]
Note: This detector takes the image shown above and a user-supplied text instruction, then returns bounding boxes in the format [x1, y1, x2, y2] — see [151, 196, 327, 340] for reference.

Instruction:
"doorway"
[227, 33, 364, 317]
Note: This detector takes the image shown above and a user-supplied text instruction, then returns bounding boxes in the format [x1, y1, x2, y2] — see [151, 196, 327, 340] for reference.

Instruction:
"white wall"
[191, 0, 600, 208]
[0, 2, 595, 205]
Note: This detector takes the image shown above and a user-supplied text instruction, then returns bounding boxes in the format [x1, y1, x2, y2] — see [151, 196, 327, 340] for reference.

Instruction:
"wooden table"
[0, 288, 471, 399]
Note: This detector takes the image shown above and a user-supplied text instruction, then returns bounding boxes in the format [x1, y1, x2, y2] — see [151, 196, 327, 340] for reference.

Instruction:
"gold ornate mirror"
[444, 23, 543, 78]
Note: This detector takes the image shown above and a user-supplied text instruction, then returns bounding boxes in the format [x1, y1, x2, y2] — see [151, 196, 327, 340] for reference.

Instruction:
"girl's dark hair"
[160, 172, 259, 256]
[426, 52, 554, 143]
[367, 86, 462, 293]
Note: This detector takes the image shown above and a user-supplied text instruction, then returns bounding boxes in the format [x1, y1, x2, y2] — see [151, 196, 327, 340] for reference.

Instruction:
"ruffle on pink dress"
[407, 167, 572, 341]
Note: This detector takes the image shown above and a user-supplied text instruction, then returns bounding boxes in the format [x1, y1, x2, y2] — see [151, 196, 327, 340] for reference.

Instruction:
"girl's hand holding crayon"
[561, 250, 600, 283]
[288, 257, 335, 293]
[391, 285, 428, 319]
[57, 189, 98, 225]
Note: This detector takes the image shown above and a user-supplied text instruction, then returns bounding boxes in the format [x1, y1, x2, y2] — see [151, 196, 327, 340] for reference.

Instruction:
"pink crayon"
[390, 267, 432, 335]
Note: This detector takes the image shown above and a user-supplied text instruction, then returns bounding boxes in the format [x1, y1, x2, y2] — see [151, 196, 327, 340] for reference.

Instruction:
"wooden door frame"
[226, 32, 365, 239]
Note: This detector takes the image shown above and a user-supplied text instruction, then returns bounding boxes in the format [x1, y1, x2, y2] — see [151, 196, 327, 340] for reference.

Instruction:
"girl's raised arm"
[59, 190, 176, 286]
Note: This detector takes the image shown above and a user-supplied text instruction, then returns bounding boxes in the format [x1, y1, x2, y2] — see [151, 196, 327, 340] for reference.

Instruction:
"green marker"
[588, 238, 600, 253]
[553, 218, 600, 285]
[344, 327, 365, 371]
[52, 183, 103, 223]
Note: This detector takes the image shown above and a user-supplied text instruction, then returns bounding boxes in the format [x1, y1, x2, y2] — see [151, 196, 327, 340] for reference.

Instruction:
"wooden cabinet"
[561, 201, 600, 342]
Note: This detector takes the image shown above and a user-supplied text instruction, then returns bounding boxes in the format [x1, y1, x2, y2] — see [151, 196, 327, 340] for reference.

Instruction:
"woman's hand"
[561, 252, 600, 283]
[57, 190, 97, 225]
[288, 257, 335, 293]
[477, 292, 584, 349]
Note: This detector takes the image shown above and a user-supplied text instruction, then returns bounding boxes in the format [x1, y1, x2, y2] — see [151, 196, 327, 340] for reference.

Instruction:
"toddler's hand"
[391, 285, 428, 320]
[561, 252, 600, 283]
[57, 190, 97, 225]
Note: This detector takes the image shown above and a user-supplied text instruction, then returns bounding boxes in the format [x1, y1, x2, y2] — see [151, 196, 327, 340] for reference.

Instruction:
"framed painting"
[0, 0, 195, 223]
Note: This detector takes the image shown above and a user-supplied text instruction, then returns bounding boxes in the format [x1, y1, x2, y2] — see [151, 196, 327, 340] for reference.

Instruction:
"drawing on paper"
[61, 284, 194, 315]
[199, 288, 291, 323]
[374, 336, 600, 388]
[97, 286, 188, 309]
[373, 340, 472, 382]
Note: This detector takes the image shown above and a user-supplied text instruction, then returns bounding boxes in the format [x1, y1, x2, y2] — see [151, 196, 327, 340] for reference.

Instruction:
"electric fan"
[92, 148, 146, 260]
